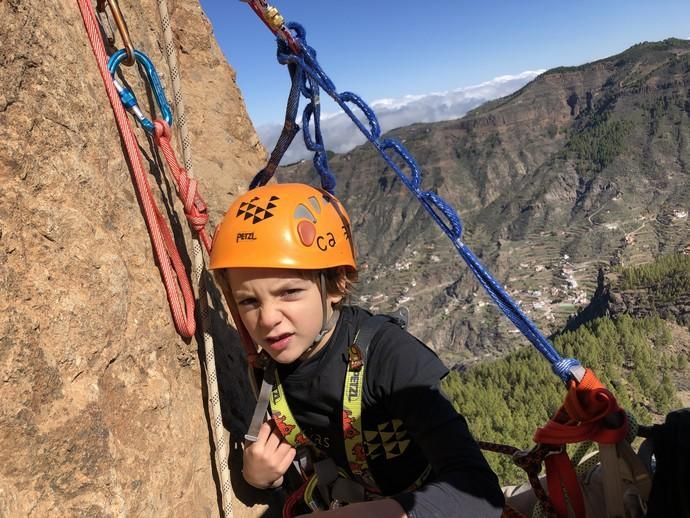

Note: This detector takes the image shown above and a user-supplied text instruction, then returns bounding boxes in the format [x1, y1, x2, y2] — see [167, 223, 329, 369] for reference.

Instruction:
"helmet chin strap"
[313, 273, 340, 344]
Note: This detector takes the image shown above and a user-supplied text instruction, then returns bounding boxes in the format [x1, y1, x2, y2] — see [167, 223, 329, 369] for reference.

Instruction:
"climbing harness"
[271, 314, 431, 516]
[76, 0, 232, 515]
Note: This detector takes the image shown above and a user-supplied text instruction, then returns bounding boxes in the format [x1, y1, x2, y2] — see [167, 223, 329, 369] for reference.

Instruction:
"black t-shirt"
[275, 305, 504, 517]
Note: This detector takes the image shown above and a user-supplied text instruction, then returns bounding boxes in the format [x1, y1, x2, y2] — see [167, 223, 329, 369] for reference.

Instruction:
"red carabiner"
[241, 0, 301, 54]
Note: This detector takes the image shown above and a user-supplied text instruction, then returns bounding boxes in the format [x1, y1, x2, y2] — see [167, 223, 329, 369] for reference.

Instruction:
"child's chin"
[269, 349, 301, 364]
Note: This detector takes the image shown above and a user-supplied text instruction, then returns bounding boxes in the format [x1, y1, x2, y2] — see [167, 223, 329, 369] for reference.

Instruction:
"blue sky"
[199, 0, 690, 161]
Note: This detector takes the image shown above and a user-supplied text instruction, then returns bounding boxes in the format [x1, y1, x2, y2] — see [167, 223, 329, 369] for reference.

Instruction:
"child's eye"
[237, 297, 258, 307]
[282, 288, 302, 299]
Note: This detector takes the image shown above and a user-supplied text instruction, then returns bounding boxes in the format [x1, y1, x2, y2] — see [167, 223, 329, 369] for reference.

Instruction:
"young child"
[210, 183, 504, 517]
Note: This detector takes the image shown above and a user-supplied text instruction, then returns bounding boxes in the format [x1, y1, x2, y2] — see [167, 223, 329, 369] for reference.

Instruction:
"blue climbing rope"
[249, 16, 582, 383]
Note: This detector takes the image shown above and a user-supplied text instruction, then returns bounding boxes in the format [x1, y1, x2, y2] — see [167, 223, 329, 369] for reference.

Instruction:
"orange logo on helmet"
[293, 198, 340, 253]
[297, 220, 316, 246]
[294, 198, 320, 247]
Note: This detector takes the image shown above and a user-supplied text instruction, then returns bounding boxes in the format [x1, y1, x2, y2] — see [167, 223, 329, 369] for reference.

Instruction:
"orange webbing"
[533, 368, 628, 518]
[536, 368, 628, 445]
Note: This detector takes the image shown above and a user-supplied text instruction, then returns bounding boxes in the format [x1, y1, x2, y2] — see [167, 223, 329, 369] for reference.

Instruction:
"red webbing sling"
[534, 368, 628, 518]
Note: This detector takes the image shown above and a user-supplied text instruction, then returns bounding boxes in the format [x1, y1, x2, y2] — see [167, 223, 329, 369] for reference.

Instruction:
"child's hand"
[242, 421, 296, 489]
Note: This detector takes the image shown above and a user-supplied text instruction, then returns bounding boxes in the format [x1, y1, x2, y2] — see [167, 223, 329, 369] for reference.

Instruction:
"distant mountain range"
[278, 38, 690, 367]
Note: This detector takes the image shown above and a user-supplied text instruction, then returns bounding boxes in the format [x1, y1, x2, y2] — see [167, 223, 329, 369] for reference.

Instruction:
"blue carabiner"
[107, 48, 173, 133]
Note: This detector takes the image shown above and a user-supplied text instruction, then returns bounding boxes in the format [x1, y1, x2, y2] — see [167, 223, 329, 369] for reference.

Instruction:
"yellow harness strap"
[270, 315, 432, 499]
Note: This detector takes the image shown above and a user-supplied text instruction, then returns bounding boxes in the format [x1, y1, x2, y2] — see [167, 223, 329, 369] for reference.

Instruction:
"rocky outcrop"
[605, 288, 690, 324]
[1, 0, 269, 516]
[568, 269, 690, 330]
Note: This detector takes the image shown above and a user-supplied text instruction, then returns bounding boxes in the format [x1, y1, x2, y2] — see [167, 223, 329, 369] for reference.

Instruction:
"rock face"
[1, 0, 269, 516]
[568, 267, 690, 330]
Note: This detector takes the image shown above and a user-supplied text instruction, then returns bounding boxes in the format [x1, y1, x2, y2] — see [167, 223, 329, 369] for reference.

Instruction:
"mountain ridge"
[278, 38, 690, 365]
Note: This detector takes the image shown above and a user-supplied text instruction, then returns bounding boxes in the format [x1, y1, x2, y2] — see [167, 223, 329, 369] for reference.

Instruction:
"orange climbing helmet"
[209, 183, 356, 271]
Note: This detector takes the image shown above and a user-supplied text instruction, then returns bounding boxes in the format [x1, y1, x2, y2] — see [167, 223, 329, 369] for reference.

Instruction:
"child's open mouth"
[266, 333, 293, 351]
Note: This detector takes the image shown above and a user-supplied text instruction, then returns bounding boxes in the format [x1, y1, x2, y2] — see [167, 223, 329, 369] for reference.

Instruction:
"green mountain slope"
[442, 252, 690, 484]
[278, 39, 690, 365]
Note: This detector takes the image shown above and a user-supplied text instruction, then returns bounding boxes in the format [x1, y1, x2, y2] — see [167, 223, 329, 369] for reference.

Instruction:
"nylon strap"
[249, 61, 301, 189]
[271, 370, 312, 447]
[544, 452, 586, 518]
[599, 443, 626, 518]
[342, 317, 394, 490]
[599, 441, 652, 518]
[342, 341, 375, 488]
[341, 315, 434, 497]
[271, 315, 432, 501]
[271, 360, 369, 477]
[618, 440, 652, 512]
[245, 364, 276, 442]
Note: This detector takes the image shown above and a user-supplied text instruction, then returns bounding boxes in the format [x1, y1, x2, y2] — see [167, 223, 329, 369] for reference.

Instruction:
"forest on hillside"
[619, 253, 690, 306]
[443, 254, 690, 484]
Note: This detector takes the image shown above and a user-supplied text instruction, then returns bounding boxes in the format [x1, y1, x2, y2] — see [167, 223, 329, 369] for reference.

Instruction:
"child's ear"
[323, 267, 353, 306]
[327, 291, 344, 307]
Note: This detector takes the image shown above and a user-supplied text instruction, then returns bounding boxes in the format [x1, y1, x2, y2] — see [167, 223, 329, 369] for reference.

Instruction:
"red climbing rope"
[153, 120, 212, 253]
[76, 0, 197, 338]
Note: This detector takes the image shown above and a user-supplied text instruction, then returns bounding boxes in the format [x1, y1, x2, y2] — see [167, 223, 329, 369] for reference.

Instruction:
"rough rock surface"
[1, 0, 273, 516]
[568, 268, 690, 329]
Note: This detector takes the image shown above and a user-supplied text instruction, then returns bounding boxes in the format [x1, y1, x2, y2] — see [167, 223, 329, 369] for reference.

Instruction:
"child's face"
[227, 268, 342, 363]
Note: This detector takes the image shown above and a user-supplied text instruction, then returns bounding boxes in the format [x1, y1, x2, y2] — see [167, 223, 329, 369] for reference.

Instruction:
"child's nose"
[258, 302, 282, 328]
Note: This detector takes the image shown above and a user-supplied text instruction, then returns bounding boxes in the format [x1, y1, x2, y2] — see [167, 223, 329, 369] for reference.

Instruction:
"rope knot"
[183, 182, 209, 233]
[153, 118, 173, 142]
[552, 357, 581, 382]
[512, 444, 563, 476]
[150, 118, 213, 252]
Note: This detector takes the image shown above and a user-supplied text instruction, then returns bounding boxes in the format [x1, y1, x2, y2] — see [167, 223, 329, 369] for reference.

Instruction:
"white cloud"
[257, 70, 545, 165]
